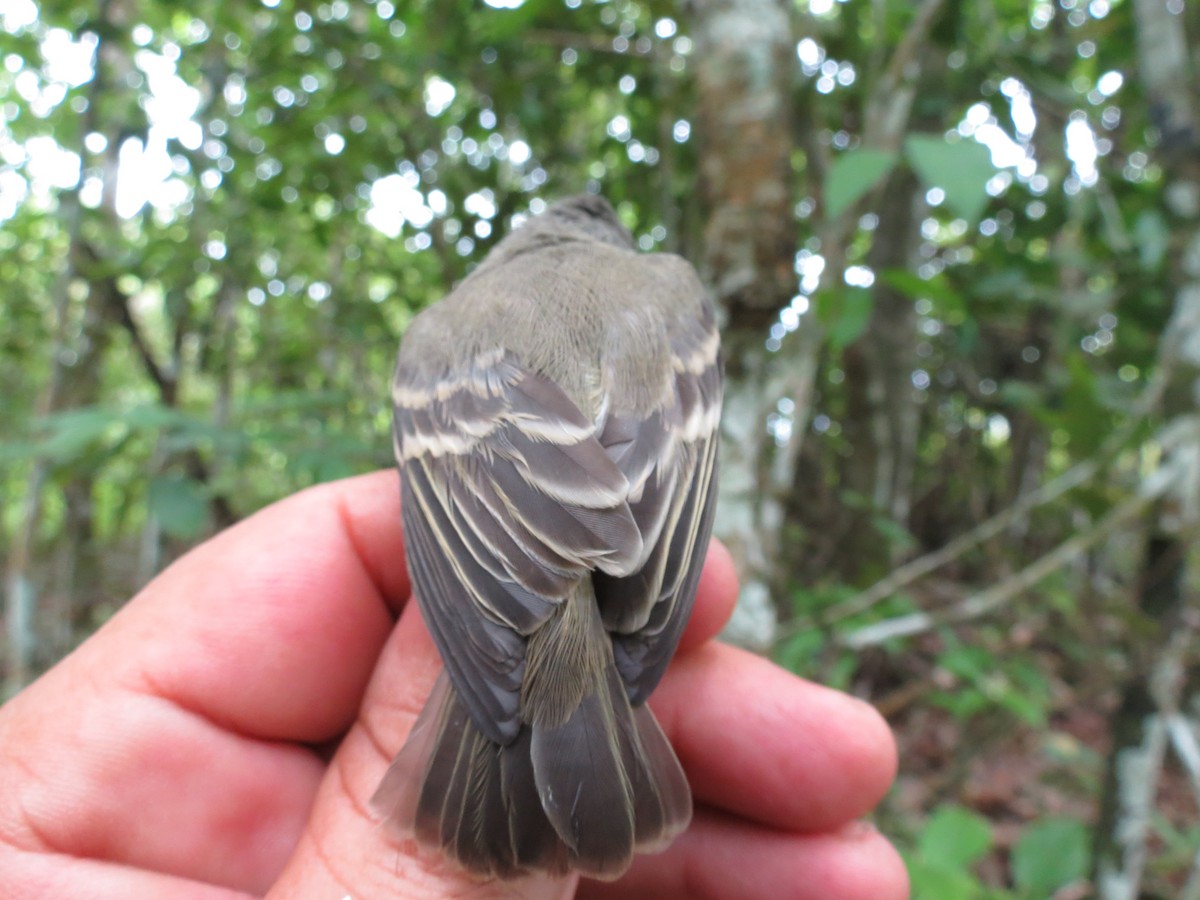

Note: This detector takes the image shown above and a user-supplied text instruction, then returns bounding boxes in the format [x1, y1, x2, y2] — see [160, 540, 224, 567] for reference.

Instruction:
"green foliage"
[774, 583, 858, 681]
[906, 807, 1090, 899]
[3, 408, 121, 465]
[773, 626, 824, 677]
[775, 583, 922, 688]
[774, 625, 865, 691]
[906, 805, 998, 900]
[904, 135, 995, 223]
[819, 286, 875, 349]
[147, 474, 209, 539]
[1, 0, 708, 562]
[881, 267, 966, 321]
[918, 805, 993, 872]
[932, 633, 1053, 727]
[825, 148, 897, 219]
[1011, 817, 1089, 896]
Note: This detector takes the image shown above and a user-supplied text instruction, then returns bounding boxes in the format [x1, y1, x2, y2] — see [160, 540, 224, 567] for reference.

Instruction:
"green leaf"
[773, 629, 823, 677]
[998, 659, 1052, 727]
[906, 855, 990, 900]
[1134, 209, 1169, 272]
[880, 268, 966, 319]
[825, 149, 897, 219]
[971, 267, 1031, 300]
[905, 135, 995, 223]
[871, 514, 918, 556]
[998, 381, 1044, 412]
[1058, 352, 1110, 454]
[32, 407, 121, 463]
[825, 287, 874, 349]
[918, 805, 993, 869]
[1011, 818, 1088, 895]
[148, 474, 209, 539]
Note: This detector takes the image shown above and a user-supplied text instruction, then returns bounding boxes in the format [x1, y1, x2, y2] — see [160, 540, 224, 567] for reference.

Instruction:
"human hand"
[0, 470, 907, 899]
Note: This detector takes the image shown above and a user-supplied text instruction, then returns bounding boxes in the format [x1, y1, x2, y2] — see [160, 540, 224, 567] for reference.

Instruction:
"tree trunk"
[832, 168, 923, 581]
[687, 0, 948, 638]
[688, 0, 799, 645]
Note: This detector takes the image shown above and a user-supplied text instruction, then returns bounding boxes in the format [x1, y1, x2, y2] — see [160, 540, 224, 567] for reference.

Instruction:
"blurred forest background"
[3, 0, 1200, 896]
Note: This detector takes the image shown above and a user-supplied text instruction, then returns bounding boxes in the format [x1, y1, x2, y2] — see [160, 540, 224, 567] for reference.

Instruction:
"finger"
[676, 538, 738, 654]
[578, 810, 909, 900]
[0, 472, 410, 893]
[96, 470, 408, 744]
[650, 643, 898, 833]
[0, 847, 251, 900]
[0, 665, 321, 893]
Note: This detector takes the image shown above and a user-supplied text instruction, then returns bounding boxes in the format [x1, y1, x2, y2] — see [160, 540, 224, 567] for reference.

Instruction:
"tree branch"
[78, 243, 176, 405]
[525, 29, 652, 58]
[862, 0, 946, 153]
[838, 486, 1160, 649]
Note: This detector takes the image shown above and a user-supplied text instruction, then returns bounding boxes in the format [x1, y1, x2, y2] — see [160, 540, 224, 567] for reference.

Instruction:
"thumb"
[268, 601, 579, 900]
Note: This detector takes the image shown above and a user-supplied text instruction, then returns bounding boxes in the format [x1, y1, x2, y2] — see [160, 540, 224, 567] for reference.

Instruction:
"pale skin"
[0, 470, 909, 899]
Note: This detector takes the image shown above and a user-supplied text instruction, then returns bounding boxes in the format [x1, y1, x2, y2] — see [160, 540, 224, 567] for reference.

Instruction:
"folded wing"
[595, 300, 723, 704]
[393, 353, 644, 744]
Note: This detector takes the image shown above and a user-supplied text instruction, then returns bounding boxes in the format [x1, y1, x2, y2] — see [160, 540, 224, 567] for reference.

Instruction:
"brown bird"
[371, 194, 722, 880]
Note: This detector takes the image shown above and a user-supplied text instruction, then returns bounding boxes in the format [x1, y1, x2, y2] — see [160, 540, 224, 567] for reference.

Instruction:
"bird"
[370, 193, 722, 880]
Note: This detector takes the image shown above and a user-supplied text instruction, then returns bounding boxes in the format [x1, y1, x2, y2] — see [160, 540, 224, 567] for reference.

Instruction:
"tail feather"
[530, 673, 636, 874]
[436, 720, 506, 871]
[369, 672, 453, 835]
[499, 726, 573, 874]
[619, 682, 692, 852]
[371, 666, 690, 880]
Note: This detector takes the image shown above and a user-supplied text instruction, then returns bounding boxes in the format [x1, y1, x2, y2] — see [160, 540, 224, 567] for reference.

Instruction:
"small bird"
[371, 194, 722, 880]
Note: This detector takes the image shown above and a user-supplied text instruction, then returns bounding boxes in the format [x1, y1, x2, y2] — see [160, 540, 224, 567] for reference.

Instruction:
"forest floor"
[870, 629, 1197, 897]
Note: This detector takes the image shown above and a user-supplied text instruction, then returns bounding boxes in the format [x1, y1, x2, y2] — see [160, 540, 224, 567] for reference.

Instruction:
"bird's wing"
[595, 297, 722, 705]
[393, 351, 643, 744]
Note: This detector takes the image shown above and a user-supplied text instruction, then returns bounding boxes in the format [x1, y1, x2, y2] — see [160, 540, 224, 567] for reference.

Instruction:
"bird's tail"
[370, 616, 691, 879]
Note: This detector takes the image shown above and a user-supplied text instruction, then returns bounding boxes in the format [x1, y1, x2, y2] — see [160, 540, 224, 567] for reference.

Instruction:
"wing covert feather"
[394, 356, 643, 744]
